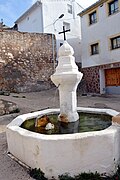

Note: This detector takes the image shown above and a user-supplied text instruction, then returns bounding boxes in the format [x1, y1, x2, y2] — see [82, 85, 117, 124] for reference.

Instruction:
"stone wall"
[0, 31, 56, 92]
[82, 66, 100, 94]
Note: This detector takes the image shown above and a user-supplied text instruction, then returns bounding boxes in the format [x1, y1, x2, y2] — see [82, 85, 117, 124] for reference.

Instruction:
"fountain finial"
[58, 41, 74, 57]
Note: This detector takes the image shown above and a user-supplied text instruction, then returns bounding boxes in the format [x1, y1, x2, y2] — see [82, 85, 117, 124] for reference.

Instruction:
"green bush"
[29, 168, 48, 180]
[58, 172, 102, 180]
[58, 173, 74, 180]
[29, 166, 120, 180]
[74, 171, 102, 180]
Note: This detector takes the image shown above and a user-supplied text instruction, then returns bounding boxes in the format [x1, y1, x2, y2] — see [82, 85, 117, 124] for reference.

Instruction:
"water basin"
[6, 107, 120, 179]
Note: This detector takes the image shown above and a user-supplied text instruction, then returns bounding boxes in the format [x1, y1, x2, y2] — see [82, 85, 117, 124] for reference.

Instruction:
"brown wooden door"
[105, 68, 120, 86]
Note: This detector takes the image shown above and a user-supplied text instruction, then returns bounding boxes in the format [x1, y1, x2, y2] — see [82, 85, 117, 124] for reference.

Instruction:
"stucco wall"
[81, 2, 120, 68]
[18, 5, 43, 33]
[16, 0, 83, 63]
[0, 31, 56, 92]
[43, 0, 82, 62]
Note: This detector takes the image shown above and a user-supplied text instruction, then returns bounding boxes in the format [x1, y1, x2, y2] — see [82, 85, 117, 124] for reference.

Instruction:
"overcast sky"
[0, 0, 97, 27]
[76, 0, 97, 8]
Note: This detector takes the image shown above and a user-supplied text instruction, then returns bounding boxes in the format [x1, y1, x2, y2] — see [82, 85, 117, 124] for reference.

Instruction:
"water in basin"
[21, 112, 112, 135]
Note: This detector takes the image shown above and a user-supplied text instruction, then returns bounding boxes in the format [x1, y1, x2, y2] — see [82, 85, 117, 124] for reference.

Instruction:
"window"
[91, 43, 99, 55]
[60, 43, 63, 47]
[63, 22, 70, 30]
[89, 11, 97, 25]
[108, 0, 119, 15]
[67, 4, 72, 14]
[111, 36, 120, 49]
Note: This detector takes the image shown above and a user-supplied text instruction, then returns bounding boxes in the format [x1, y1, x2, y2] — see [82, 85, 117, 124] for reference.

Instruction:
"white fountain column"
[51, 41, 83, 122]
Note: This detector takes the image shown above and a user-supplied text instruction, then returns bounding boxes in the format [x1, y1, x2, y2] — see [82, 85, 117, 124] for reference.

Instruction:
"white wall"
[81, 3, 120, 68]
[17, 1, 83, 62]
[43, 1, 82, 62]
[18, 5, 43, 33]
[99, 69, 105, 94]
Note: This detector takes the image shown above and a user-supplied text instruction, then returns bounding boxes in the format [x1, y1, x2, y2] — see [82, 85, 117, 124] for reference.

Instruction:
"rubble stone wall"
[82, 66, 100, 93]
[0, 31, 56, 92]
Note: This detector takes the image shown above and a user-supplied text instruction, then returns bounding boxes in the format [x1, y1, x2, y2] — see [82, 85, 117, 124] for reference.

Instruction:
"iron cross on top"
[58, 26, 70, 41]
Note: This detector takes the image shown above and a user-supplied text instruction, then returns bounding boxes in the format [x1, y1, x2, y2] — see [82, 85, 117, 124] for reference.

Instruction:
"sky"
[0, 0, 97, 27]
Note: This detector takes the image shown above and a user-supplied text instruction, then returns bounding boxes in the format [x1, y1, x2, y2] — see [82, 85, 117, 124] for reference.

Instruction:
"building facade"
[79, 0, 120, 94]
[15, 0, 83, 62]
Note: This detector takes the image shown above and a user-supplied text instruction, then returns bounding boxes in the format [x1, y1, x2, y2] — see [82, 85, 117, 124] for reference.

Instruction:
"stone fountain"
[51, 41, 83, 123]
[6, 41, 120, 179]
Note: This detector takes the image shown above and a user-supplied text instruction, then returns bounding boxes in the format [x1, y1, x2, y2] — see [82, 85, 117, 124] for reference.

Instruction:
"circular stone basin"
[6, 107, 120, 179]
[20, 112, 112, 135]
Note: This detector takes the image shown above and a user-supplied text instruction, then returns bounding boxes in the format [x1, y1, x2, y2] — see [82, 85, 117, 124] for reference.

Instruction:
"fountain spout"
[51, 41, 83, 122]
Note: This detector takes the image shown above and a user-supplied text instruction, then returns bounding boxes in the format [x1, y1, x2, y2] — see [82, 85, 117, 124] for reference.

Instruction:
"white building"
[79, 0, 120, 94]
[15, 0, 83, 62]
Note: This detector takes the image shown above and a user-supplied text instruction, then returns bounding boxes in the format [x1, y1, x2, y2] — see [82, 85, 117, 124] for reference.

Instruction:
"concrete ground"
[0, 88, 120, 180]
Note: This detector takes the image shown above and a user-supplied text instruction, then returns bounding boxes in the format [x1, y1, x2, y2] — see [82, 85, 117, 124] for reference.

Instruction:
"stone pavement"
[1, 88, 120, 114]
[0, 88, 120, 180]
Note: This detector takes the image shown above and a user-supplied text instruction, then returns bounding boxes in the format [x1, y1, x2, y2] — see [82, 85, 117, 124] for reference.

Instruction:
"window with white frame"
[67, 4, 72, 14]
[111, 36, 120, 49]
